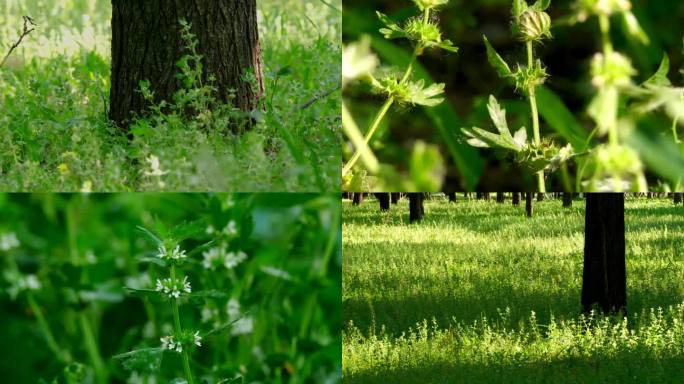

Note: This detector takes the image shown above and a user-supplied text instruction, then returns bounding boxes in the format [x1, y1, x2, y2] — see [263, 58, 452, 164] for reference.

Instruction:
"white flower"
[160, 335, 182, 352]
[201, 305, 219, 323]
[182, 276, 191, 294]
[144, 155, 168, 177]
[157, 245, 186, 260]
[222, 220, 237, 236]
[24, 274, 41, 290]
[0, 232, 20, 251]
[193, 331, 202, 347]
[7, 273, 41, 300]
[226, 298, 240, 320]
[205, 225, 215, 235]
[155, 276, 191, 299]
[224, 251, 247, 269]
[232, 317, 254, 336]
[202, 247, 222, 269]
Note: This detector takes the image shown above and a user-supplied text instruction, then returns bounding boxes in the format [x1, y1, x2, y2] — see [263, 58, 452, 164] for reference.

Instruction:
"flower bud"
[517, 9, 552, 42]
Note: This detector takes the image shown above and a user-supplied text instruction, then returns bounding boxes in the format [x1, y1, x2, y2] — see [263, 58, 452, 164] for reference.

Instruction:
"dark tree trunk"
[109, 0, 264, 129]
[537, 193, 545, 202]
[376, 193, 390, 211]
[352, 193, 364, 206]
[447, 193, 456, 203]
[391, 193, 400, 204]
[496, 192, 505, 203]
[674, 193, 683, 205]
[562, 192, 573, 208]
[408, 193, 425, 223]
[582, 193, 626, 315]
[512, 192, 520, 206]
[525, 192, 533, 217]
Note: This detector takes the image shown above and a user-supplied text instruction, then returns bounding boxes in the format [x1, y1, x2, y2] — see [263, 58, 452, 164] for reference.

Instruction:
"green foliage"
[0, 193, 341, 383]
[343, 195, 684, 383]
[0, 0, 340, 192]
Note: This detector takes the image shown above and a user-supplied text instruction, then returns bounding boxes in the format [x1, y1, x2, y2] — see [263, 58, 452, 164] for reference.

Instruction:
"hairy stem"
[599, 14, 619, 148]
[170, 265, 195, 384]
[526, 41, 546, 193]
[342, 102, 380, 175]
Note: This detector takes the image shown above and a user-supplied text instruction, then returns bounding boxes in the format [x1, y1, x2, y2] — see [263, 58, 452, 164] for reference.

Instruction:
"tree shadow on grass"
[343, 354, 684, 384]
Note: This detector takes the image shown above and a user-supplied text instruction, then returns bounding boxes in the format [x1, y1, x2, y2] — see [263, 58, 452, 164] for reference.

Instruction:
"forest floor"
[343, 196, 684, 383]
[0, 0, 340, 192]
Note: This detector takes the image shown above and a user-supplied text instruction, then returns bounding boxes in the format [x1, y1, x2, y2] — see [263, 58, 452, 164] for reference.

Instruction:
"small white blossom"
[201, 305, 219, 323]
[157, 245, 186, 260]
[193, 331, 202, 347]
[0, 232, 20, 251]
[7, 274, 42, 300]
[202, 247, 223, 270]
[205, 225, 215, 235]
[155, 276, 191, 299]
[222, 220, 237, 236]
[224, 251, 247, 269]
[160, 335, 182, 352]
[144, 155, 168, 177]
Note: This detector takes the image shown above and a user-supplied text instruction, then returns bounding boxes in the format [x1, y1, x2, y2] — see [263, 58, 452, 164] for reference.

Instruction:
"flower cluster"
[155, 276, 191, 298]
[6, 273, 41, 300]
[206, 220, 238, 237]
[157, 245, 187, 260]
[0, 232, 20, 251]
[202, 245, 247, 270]
[160, 331, 202, 353]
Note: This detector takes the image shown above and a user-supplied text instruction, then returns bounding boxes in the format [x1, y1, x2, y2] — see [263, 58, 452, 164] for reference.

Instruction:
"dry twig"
[0, 16, 37, 69]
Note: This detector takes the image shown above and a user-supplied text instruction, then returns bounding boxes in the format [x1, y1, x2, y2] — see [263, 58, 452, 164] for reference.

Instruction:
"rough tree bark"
[562, 192, 573, 208]
[512, 192, 520, 206]
[352, 193, 364, 206]
[496, 192, 505, 203]
[525, 192, 533, 217]
[537, 193, 545, 202]
[447, 193, 457, 203]
[109, 0, 264, 128]
[674, 193, 683, 205]
[408, 193, 424, 223]
[376, 193, 390, 211]
[391, 193, 401, 204]
[582, 193, 626, 315]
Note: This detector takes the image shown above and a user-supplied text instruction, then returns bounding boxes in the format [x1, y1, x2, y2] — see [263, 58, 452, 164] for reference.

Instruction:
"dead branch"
[0, 16, 37, 69]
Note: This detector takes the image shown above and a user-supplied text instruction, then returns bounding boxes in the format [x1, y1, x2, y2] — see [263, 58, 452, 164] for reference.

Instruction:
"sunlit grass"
[343, 196, 684, 383]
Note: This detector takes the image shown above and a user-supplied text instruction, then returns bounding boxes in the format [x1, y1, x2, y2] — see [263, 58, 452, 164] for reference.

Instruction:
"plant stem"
[598, 14, 620, 148]
[170, 265, 195, 384]
[526, 41, 546, 193]
[26, 292, 68, 363]
[342, 97, 394, 175]
[79, 312, 108, 384]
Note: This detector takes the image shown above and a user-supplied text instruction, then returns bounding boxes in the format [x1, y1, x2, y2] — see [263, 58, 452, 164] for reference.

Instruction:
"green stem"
[79, 312, 107, 384]
[27, 293, 68, 363]
[342, 102, 380, 176]
[526, 41, 546, 193]
[342, 97, 394, 175]
[598, 14, 620, 148]
[170, 266, 195, 384]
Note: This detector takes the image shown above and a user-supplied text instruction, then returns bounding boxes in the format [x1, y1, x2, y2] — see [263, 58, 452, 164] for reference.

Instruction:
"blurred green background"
[343, 0, 684, 190]
[0, 193, 341, 383]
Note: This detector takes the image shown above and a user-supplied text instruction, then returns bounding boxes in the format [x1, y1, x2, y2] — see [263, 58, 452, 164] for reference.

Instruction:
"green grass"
[342, 196, 684, 383]
[0, 0, 340, 192]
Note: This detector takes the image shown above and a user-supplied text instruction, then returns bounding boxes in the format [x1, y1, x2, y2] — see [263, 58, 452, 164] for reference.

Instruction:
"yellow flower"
[57, 163, 70, 175]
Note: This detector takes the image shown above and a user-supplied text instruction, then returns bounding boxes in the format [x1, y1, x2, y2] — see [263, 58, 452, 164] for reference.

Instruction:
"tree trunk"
[447, 193, 456, 203]
[391, 193, 400, 204]
[674, 193, 682, 205]
[352, 193, 364, 206]
[562, 192, 573, 208]
[537, 193, 545, 202]
[376, 193, 390, 211]
[496, 192, 505, 203]
[408, 193, 424, 223]
[109, 0, 264, 129]
[525, 192, 533, 217]
[582, 193, 626, 315]
[512, 192, 520, 206]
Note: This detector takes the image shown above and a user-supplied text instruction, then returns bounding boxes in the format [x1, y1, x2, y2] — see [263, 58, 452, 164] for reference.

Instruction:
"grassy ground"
[343, 196, 684, 383]
[0, 0, 340, 192]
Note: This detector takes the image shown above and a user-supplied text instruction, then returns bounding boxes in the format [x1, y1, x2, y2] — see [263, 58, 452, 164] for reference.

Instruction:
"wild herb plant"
[462, 0, 572, 193]
[342, 0, 457, 191]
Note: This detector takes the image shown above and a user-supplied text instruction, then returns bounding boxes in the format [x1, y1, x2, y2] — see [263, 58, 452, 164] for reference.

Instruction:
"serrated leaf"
[513, 127, 528, 148]
[462, 127, 521, 152]
[487, 95, 512, 138]
[136, 226, 162, 245]
[376, 12, 407, 40]
[483, 36, 512, 78]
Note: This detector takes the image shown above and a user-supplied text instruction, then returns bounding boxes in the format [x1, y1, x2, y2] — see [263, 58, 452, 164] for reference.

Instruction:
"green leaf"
[409, 141, 446, 191]
[136, 226, 162, 245]
[588, 86, 618, 136]
[512, 0, 528, 19]
[376, 12, 407, 40]
[407, 80, 445, 106]
[483, 36, 512, 78]
[536, 86, 589, 150]
[625, 131, 684, 184]
[644, 53, 671, 87]
[487, 95, 512, 138]
[113, 348, 163, 373]
[436, 40, 459, 53]
[531, 0, 551, 11]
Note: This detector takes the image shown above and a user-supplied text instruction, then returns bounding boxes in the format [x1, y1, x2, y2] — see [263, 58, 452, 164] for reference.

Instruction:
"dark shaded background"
[343, 0, 684, 190]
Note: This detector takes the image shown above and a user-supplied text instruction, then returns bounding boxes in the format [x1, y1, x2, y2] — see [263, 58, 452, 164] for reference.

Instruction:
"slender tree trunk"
[496, 192, 505, 203]
[537, 193, 545, 202]
[376, 193, 390, 211]
[582, 193, 626, 315]
[525, 192, 533, 217]
[352, 193, 364, 206]
[109, 0, 264, 129]
[391, 193, 400, 204]
[562, 192, 573, 208]
[408, 193, 425, 223]
[512, 192, 520, 206]
[447, 193, 456, 203]
[674, 193, 682, 205]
